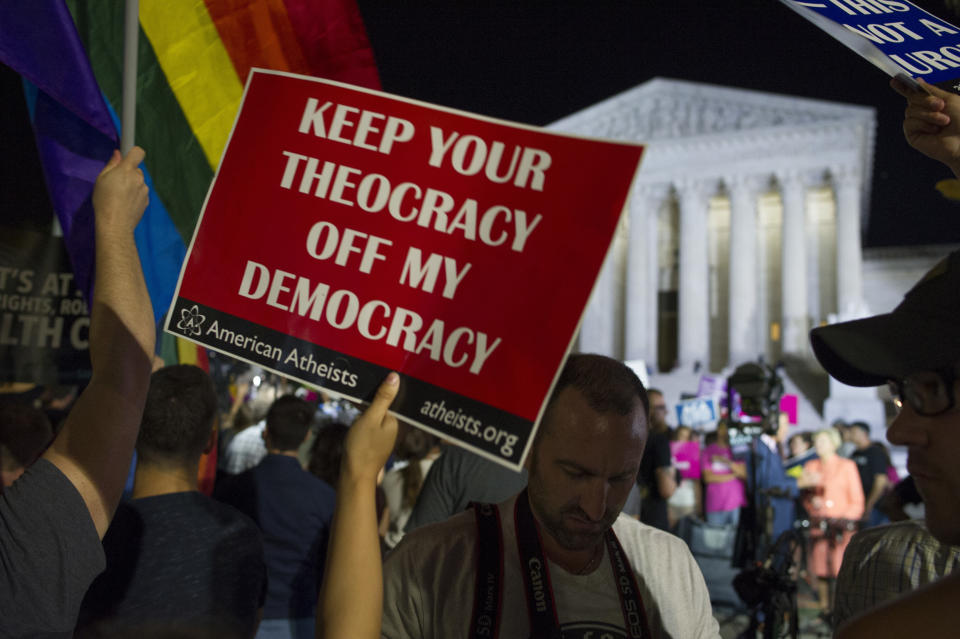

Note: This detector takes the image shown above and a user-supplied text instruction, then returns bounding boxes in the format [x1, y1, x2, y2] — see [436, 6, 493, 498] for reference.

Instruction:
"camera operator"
[727, 364, 821, 637]
[728, 365, 820, 558]
[752, 413, 821, 545]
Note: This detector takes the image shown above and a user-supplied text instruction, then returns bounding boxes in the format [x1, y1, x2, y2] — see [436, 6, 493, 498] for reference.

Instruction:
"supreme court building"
[553, 78, 877, 374]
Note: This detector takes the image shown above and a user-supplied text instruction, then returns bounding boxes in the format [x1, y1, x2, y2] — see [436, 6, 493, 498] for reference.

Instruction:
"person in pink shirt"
[700, 422, 746, 527]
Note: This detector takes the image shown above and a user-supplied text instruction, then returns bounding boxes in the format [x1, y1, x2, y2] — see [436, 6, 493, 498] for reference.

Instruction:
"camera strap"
[470, 502, 504, 639]
[471, 491, 650, 639]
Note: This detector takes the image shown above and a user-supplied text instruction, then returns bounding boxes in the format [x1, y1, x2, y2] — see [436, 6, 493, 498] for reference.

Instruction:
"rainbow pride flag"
[2, 0, 379, 331]
[66, 0, 381, 329]
[76, 0, 380, 490]
[3, 0, 380, 491]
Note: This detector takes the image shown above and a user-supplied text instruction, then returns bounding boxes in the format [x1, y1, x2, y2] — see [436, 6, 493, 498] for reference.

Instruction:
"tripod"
[734, 527, 803, 639]
[732, 436, 803, 639]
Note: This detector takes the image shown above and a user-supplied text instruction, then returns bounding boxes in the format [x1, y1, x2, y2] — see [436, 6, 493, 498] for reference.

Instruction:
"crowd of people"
[627, 403, 909, 627]
[1, 78, 960, 639]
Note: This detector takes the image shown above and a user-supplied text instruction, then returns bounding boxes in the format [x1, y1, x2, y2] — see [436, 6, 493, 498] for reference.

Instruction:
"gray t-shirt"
[404, 443, 527, 533]
[0, 459, 105, 637]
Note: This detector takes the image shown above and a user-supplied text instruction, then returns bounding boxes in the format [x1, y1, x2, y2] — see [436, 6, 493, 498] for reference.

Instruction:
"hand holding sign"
[343, 371, 400, 483]
[320, 371, 399, 639]
[92, 147, 149, 239]
[892, 75, 960, 177]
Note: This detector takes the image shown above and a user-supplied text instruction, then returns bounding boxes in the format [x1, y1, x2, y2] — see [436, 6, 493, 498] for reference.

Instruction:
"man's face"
[526, 387, 646, 551]
[887, 374, 960, 545]
[775, 412, 790, 443]
[648, 392, 667, 430]
[850, 427, 870, 449]
[789, 436, 808, 457]
[717, 422, 729, 447]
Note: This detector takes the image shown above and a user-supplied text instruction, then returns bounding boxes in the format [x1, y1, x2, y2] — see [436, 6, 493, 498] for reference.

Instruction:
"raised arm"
[41, 147, 154, 538]
[318, 372, 399, 639]
[890, 75, 960, 178]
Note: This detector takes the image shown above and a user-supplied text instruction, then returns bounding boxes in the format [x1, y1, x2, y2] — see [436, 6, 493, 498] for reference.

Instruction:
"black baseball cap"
[809, 250, 960, 387]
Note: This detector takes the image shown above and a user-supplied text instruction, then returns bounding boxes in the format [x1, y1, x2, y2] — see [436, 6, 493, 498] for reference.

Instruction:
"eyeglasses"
[887, 368, 957, 417]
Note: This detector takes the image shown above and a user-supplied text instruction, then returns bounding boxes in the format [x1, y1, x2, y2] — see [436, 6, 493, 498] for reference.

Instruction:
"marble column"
[579, 227, 619, 357]
[778, 170, 810, 356]
[832, 165, 865, 318]
[625, 183, 669, 365]
[726, 174, 764, 367]
[677, 179, 715, 370]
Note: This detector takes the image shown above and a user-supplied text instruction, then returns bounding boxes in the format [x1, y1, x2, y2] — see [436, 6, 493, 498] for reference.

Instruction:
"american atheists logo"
[176, 305, 205, 336]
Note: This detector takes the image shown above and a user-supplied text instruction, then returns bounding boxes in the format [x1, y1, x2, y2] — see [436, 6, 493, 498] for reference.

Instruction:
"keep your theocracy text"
[235, 97, 556, 376]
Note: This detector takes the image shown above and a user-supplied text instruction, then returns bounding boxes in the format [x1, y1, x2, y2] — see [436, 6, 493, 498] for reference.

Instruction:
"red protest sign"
[166, 69, 643, 470]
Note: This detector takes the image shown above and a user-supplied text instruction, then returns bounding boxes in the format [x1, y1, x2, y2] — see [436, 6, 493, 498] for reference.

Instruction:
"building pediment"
[551, 77, 874, 143]
[549, 77, 876, 226]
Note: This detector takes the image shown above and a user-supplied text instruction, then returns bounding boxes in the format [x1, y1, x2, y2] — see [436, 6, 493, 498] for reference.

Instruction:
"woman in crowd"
[381, 427, 441, 548]
[700, 421, 746, 527]
[802, 428, 864, 620]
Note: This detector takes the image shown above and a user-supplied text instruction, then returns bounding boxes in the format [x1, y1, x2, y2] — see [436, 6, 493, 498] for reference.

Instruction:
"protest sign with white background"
[166, 69, 644, 470]
[783, 0, 960, 91]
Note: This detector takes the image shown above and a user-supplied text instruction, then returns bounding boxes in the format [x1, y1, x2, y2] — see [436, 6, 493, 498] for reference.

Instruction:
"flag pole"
[121, 0, 138, 153]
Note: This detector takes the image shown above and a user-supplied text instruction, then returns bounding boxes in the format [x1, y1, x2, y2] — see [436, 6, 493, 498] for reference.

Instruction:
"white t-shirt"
[382, 456, 438, 549]
[382, 494, 720, 639]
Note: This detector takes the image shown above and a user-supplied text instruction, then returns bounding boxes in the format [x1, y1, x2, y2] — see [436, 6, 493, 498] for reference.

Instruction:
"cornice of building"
[548, 77, 877, 225]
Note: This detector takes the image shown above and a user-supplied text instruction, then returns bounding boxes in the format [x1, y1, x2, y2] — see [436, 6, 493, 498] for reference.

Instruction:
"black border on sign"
[162, 68, 645, 473]
[167, 296, 531, 469]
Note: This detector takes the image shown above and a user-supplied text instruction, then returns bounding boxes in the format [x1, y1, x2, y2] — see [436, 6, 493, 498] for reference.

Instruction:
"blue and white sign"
[676, 396, 718, 428]
[783, 0, 960, 91]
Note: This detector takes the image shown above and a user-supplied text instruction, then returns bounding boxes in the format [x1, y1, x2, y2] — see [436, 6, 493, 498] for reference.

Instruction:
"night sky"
[3, 1, 960, 247]
[356, 0, 960, 248]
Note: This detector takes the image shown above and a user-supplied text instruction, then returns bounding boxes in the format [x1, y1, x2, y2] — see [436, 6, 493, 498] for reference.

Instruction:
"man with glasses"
[818, 72, 960, 639]
[810, 238, 960, 636]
